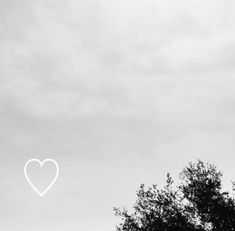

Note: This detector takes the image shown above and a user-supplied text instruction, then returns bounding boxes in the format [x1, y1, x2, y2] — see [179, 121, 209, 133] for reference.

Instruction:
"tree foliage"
[115, 160, 235, 231]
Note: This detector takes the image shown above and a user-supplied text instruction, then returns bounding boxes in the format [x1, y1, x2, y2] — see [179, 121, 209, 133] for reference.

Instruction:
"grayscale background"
[0, 0, 235, 230]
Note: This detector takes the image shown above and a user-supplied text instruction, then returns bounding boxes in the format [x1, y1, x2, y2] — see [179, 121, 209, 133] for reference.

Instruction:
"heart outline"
[24, 159, 59, 197]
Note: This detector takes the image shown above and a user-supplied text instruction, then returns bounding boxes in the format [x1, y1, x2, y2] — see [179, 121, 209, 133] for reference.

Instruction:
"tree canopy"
[114, 160, 235, 231]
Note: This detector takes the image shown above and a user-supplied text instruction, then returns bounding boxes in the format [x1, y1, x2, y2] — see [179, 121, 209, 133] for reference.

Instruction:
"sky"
[0, 0, 235, 230]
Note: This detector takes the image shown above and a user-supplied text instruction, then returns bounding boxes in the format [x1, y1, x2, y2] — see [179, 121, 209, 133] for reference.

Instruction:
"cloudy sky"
[0, 0, 235, 230]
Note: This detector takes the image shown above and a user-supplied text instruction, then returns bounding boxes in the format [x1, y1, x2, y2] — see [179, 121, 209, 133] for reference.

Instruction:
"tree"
[114, 160, 235, 231]
[180, 160, 235, 231]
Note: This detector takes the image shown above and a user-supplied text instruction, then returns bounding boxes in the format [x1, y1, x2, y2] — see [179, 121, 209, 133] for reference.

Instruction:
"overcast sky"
[1, 0, 235, 230]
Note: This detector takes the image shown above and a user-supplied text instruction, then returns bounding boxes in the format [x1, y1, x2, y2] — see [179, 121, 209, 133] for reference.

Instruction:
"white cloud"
[0, 0, 234, 119]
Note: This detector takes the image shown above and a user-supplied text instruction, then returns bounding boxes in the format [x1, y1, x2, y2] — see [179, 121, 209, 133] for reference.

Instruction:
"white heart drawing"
[24, 159, 59, 197]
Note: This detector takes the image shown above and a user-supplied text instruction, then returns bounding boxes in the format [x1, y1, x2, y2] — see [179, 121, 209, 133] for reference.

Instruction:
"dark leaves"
[115, 160, 235, 231]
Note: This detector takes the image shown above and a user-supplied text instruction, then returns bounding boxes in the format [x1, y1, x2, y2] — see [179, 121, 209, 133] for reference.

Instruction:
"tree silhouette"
[114, 160, 235, 231]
